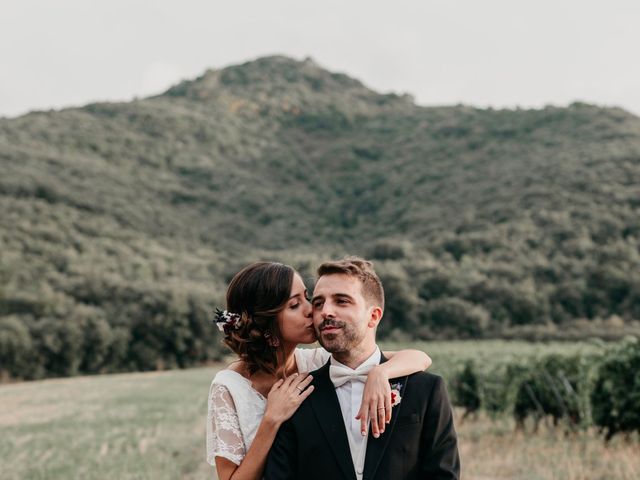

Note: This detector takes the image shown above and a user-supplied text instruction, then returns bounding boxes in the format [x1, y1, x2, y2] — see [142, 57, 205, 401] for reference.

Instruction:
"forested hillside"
[1, 56, 639, 378]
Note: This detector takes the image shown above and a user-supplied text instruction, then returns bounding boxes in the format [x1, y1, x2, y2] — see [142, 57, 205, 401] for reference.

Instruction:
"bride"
[206, 261, 431, 480]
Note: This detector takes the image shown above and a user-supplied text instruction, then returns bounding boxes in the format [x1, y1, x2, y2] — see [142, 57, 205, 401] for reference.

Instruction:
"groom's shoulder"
[407, 370, 443, 384]
[405, 371, 448, 397]
[308, 361, 331, 382]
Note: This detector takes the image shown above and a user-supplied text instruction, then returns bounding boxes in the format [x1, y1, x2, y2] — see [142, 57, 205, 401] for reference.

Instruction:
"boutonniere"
[390, 381, 403, 407]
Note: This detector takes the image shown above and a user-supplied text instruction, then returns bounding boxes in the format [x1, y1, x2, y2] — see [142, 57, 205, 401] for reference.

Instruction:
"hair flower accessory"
[214, 308, 242, 332]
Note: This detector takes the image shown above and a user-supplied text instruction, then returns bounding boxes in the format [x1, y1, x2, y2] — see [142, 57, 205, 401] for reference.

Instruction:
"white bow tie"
[329, 362, 375, 388]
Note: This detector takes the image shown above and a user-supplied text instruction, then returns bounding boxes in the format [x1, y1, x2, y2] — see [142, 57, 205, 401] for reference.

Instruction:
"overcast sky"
[2, 0, 639, 118]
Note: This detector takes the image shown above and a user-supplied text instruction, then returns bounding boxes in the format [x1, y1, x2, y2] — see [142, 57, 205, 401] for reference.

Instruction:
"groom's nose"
[320, 302, 336, 319]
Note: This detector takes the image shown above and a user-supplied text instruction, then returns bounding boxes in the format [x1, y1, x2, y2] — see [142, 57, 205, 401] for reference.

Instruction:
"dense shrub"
[0, 316, 34, 379]
[482, 361, 529, 415]
[0, 286, 223, 380]
[76, 308, 114, 373]
[591, 337, 640, 440]
[420, 298, 490, 338]
[512, 354, 582, 430]
[450, 361, 481, 420]
[377, 269, 421, 337]
[31, 317, 84, 377]
[368, 240, 409, 260]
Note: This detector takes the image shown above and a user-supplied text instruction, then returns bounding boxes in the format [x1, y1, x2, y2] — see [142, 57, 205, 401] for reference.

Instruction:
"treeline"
[2, 238, 639, 381]
[0, 282, 224, 380]
[449, 337, 640, 441]
[366, 238, 640, 341]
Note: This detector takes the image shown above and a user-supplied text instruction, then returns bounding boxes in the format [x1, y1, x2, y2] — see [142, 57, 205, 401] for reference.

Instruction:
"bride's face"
[277, 273, 316, 345]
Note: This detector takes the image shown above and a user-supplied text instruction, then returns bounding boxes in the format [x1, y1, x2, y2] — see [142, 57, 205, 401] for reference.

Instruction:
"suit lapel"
[309, 361, 357, 480]
[363, 370, 410, 480]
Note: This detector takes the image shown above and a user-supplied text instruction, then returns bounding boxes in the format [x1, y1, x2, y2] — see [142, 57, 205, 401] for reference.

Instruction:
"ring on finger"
[377, 407, 385, 410]
[296, 386, 304, 392]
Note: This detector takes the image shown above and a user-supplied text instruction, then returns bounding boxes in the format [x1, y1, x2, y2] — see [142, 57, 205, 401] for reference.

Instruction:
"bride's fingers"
[370, 403, 380, 437]
[359, 410, 368, 436]
[294, 374, 313, 393]
[377, 403, 386, 434]
[384, 393, 392, 423]
[285, 373, 309, 394]
[270, 378, 285, 392]
[281, 373, 300, 390]
[288, 374, 312, 397]
[355, 405, 365, 436]
[296, 384, 314, 403]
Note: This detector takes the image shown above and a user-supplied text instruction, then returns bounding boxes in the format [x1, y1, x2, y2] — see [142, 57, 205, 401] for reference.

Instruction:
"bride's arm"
[215, 374, 314, 480]
[214, 418, 279, 480]
[356, 349, 432, 438]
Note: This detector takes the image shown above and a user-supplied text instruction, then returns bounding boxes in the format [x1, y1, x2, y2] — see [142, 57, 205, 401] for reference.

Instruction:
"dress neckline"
[217, 369, 268, 401]
[216, 351, 304, 402]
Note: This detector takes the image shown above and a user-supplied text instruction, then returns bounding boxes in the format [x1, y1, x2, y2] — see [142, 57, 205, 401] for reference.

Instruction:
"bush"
[368, 240, 409, 260]
[31, 317, 84, 377]
[0, 315, 34, 379]
[377, 269, 421, 337]
[76, 308, 114, 373]
[591, 337, 640, 440]
[451, 361, 481, 420]
[420, 298, 490, 338]
[418, 272, 460, 302]
[482, 361, 529, 416]
[513, 354, 584, 431]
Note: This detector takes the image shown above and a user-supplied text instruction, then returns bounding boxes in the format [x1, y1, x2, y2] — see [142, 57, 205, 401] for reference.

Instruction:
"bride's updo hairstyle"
[222, 261, 294, 375]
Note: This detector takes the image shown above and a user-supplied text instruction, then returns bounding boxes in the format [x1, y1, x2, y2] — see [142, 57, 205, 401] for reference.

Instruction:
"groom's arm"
[263, 418, 298, 480]
[420, 375, 460, 479]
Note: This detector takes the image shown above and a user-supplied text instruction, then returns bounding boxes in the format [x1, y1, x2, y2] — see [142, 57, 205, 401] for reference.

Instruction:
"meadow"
[1, 341, 638, 480]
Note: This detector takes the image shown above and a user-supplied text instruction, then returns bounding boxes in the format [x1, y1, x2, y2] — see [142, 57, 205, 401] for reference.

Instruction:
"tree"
[0, 316, 34, 379]
[420, 298, 489, 338]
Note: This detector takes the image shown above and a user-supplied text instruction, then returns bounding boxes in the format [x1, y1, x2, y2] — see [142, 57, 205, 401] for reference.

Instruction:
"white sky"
[2, 0, 639, 118]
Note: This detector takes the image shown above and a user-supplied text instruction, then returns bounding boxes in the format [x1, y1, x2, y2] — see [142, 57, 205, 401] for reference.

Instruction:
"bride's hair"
[222, 261, 294, 375]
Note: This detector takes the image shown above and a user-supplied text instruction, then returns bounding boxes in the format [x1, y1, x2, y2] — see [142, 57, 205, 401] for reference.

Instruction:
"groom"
[264, 257, 460, 480]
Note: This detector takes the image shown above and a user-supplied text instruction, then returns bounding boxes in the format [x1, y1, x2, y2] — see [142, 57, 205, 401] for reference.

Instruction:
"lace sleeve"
[206, 382, 246, 466]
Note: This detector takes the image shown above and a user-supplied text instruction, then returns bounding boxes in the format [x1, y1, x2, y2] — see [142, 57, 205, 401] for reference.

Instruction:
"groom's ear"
[367, 305, 383, 329]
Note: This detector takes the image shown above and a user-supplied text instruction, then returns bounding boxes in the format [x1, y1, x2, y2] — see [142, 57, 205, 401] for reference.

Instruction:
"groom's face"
[311, 274, 373, 353]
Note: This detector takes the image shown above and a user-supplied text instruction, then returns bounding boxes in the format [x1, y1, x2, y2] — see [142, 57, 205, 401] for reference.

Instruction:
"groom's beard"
[316, 319, 363, 353]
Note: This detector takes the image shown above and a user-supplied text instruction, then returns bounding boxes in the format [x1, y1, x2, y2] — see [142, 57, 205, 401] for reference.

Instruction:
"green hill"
[1, 55, 639, 379]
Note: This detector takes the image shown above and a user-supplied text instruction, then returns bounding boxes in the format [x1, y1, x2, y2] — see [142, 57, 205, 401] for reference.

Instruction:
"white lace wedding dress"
[206, 347, 331, 466]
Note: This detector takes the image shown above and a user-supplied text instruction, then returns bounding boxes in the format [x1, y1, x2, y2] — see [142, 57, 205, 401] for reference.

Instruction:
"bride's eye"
[290, 303, 300, 309]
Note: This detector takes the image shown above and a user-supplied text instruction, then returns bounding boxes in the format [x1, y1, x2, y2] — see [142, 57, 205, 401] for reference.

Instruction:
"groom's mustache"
[318, 319, 346, 330]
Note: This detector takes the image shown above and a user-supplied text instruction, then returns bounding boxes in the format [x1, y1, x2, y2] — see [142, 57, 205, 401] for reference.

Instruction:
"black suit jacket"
[264, 356, 460, 480]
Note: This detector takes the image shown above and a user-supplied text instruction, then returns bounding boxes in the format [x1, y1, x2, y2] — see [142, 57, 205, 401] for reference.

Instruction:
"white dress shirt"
[330, 347, 381, 480]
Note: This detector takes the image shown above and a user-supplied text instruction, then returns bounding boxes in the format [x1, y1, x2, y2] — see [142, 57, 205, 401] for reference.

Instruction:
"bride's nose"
[303, 298, 312, 317]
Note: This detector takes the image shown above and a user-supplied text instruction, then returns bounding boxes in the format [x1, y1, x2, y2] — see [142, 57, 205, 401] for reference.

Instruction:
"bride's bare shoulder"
[225, 360, 249, 377]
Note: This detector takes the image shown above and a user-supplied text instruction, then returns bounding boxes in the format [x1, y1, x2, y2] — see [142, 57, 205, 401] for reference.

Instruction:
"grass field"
[1, 341, 638, 480]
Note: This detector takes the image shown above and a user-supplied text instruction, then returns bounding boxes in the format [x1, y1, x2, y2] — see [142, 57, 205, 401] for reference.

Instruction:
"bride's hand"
[356, 366, 391, 438]
[263, 373, 314, 426]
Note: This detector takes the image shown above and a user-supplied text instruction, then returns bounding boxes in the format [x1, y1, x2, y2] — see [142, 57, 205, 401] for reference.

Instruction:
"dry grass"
[0, 368, 215, 480]
[457, 411, 640, 480]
